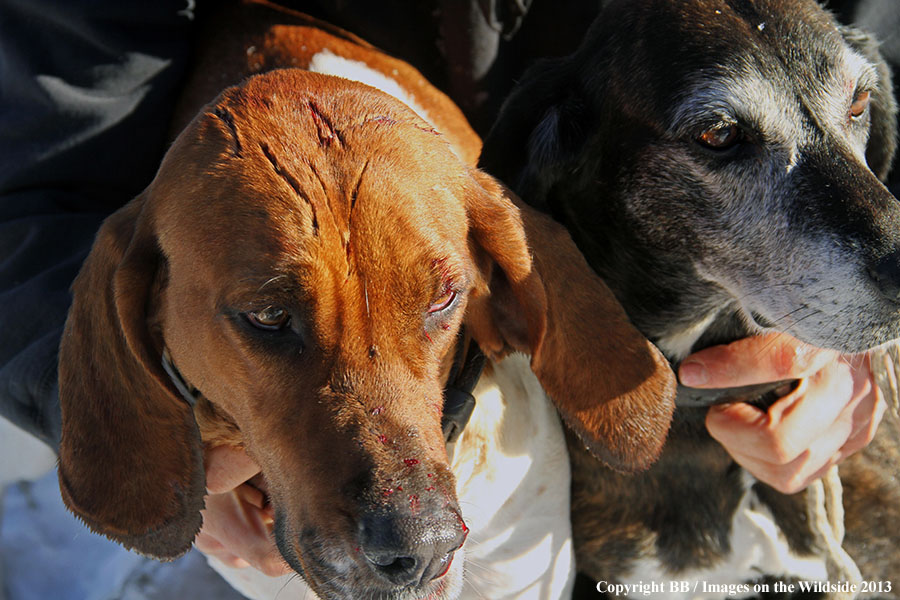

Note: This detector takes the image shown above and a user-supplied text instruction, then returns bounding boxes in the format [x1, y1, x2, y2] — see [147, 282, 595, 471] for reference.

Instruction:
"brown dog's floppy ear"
[840, 25, 898, 181]
[464, 171, 676, 471]
[57, 195, 205, 560]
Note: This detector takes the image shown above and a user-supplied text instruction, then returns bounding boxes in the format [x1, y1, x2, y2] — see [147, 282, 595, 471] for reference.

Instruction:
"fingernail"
[679, 360, 709, 386]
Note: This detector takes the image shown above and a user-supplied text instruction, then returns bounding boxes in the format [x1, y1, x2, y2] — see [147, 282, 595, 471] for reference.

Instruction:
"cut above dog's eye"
[850, 90, 870, 119]
[245, 306, 291, 330]
[696, 124, 741, 150]
[427, 289, 458, 314]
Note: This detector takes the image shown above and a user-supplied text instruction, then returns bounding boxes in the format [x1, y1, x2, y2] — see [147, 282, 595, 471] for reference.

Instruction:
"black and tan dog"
[482, 0, 900, 594]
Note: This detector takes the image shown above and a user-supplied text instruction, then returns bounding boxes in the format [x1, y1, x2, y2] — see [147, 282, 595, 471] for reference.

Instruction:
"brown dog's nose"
[868, 251, 900, 303]
[359, 508, 467, 586]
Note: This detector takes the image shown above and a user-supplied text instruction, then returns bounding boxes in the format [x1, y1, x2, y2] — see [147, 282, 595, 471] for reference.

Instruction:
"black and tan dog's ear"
[840, 25, 898, 181]
[464, 171, 676, 471]
[57, 195, 205, 560]
[479, 57, 587, 207]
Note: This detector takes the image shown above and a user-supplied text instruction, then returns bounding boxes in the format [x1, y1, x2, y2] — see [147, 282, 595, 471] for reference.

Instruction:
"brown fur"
[173, 0, 481, 167]
[56, 5, 675, 597]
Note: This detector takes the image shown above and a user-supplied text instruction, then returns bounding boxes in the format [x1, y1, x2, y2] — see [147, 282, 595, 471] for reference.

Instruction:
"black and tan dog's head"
[56, 70, 675, 600]
[483, 0, 900, 358]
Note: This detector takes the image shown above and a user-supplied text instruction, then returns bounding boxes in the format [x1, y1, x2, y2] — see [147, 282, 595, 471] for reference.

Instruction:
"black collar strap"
[161, 348, 202, 408]
[161, 337, 486, 444]
[441, 332, 486, 444]
[675, 377, 797, 409]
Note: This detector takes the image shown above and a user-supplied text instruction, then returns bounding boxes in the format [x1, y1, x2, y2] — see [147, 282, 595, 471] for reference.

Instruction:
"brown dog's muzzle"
[243, 364, 466, 597]
[357, 491, 467, 586]
[271, 462, 467, 598]
[273, 455, 466, 596]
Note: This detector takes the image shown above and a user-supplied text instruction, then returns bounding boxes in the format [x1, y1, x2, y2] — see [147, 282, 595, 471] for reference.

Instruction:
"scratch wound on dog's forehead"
[213, 107, 242, 157]
[362, 115, 398, 127]
[258, 141, 320, 236]
[306, 99, 345, 147]
[356, 114, 443, 139]
[341, 159, 371, 279]
[431, 257, 455, 285]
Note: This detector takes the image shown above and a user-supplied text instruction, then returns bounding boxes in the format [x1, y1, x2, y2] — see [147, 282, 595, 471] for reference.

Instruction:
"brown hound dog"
[55, 2, 676, 599]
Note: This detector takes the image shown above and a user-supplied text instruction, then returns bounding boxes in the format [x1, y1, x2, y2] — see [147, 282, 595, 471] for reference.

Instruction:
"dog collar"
[674, 378, 797, 409]
[161, 348, 202, 408]
[160, 337, 485, 444]
[441, 332, 486, 444]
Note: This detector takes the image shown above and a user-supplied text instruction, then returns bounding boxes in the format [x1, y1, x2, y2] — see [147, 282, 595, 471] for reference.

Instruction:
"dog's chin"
[415, 552, 465, 600]
[278, 533, 466, 600]
[742, 301, 900, 355]
[306, 558, 464, 600]
[779, 316, 900, 355]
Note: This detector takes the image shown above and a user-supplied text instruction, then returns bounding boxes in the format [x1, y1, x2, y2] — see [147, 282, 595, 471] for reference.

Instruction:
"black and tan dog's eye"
[245, 306, 291, 330]
[850, 90, 870, 119]
[696, 124, 741, 150]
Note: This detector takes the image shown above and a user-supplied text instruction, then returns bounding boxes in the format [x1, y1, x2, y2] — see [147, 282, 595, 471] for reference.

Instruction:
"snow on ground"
[0, 418, 246, 600]
[0, 472, 247, 600]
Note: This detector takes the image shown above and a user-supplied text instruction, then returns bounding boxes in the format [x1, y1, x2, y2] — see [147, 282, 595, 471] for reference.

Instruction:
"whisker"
[768, 304, 813, 328]
[460, 556, 493, 575]
[462, 566, 490, 600]
[364, 275, 370, 319]
[257, 274, 290, 294]
[273, 571, 304, 600]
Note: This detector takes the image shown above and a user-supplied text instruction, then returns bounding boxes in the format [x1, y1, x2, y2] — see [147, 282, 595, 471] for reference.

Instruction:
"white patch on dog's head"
[308, 49, 434, 127]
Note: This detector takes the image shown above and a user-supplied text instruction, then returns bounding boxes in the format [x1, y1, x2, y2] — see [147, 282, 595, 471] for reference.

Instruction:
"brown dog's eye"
[850, 90, 870, 119]
[696, 124, 741, 150]
[427, 289, 458, 314]
[246, 306, 290, 330]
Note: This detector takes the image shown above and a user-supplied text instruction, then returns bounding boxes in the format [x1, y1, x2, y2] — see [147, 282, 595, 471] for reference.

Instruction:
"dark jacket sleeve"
[0, 0, 194, 449]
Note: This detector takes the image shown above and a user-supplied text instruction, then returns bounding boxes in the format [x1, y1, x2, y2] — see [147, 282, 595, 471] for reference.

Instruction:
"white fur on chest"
[450, 353, 574, 600]
[655, 308, 721, 362]
[619, 473, 827, 600]
[206, 354, 574, 600]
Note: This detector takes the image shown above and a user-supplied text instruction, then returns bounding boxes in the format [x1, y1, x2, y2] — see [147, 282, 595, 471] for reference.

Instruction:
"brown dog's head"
[58, 70, 675, 599]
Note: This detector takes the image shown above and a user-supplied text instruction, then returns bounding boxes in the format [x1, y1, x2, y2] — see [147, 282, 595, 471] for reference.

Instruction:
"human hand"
[678, 333, 886, 494]
[194, 445, 291, 576]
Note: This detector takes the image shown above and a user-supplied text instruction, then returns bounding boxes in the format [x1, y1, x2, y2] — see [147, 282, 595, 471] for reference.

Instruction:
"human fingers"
[708, 358, 882, 493]
[194, 531, 251, 569]
[205, 445, 262, 494]
[720, 417, 850, 494]
[706, 360, 854, 465]
[197, 485, 290, 577]
[833, 366, 886, 461]
[679, 332, 837, 388]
